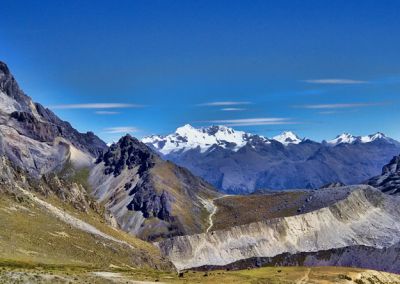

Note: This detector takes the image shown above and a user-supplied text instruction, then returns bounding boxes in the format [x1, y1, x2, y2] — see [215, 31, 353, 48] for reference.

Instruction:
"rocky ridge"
[367, 154, 400, 195]
[157, 185, 400, 271]
[0, 61, 107, 177]
[90, 134, 219, 241]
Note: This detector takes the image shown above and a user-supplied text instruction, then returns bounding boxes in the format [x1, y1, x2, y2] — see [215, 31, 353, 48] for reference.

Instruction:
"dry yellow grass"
[1, 264, 399, 283]
[0, 194, 170, 270]
[212, 191, 308, 230]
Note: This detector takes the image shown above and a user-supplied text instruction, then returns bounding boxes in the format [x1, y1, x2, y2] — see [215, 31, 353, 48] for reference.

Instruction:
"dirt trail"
[91, 272, 163, 283]
[206, 195, 229, 233]
[296, 268, 311, 284]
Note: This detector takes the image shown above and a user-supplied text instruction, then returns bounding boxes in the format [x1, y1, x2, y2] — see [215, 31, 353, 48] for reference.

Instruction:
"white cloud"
[295, 102, 386, 109]
[221, 108, 246, 111]
[318, 111, 338, 115]
[95, 111, 120, 115]
[205, 117, 296, 126]
[303, 79, 368, 84]
[198, 101, 252, 107]
[48, 103, 142, 109]
[103, 127, 139, 134]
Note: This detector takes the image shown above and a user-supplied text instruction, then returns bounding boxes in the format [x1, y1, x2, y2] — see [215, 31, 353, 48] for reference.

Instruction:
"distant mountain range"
[143, 124, 400, 193]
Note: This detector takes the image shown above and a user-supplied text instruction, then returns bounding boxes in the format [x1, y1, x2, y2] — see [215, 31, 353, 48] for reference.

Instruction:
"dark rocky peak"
[96, 134, 156, 177]
[0, 61, 31, 111]
[1, 61, 107, 158]
[382, 155, 400, 175]
[367, 155, 400, 195]
[0, 61, 10, 75]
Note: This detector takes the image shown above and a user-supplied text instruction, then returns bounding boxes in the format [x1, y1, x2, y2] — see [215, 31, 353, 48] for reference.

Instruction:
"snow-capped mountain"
[272, 131, 303, 145]
[142, 124, 269, 155]
[143, 125, 398, 154]
[143, 124, 400, 194]
[327, 132, 394, 145]
[360, 132, 388, 143]
[327, 133, 358, 145]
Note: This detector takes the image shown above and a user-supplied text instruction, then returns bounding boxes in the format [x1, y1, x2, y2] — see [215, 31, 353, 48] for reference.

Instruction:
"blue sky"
[1, 0, 400, 143]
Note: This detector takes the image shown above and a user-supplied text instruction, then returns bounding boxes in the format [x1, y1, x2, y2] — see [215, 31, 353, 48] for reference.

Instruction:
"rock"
[0, 61, 107, 177]
[156, 186, 400, 271]
[89, 135, 220, 241]
[367, 155, 400, 195]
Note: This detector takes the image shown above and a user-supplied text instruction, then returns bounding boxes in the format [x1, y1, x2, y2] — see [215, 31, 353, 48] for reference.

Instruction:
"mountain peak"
[97, 134, 154, 177]
[328, 133, 358, 145]
[328, 132, 391, 145]
[143, 124, 251, 154]
[273, 131, 302, 145]
[0, 61, 107, 176]
[361, 132, 386, 143]
[0, 61, 10, 75]
[176, 123, 194, 131]
[175, 124, 198, 137]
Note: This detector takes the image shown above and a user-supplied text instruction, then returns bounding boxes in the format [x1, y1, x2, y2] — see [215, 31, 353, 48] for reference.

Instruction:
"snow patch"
[0, 91, 20, 114]
[273, 131, 302, 145]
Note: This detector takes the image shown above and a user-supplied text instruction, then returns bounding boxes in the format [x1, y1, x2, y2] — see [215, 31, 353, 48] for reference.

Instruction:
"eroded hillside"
[158, 186, 400, 272]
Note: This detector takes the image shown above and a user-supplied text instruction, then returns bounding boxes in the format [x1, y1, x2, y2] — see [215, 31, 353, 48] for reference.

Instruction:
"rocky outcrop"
[0, 155, 99, 213]
[90, 135, 219, 241]
[157, 186, 400, 271]
[368, 155, 400, 195]
[96, 135, 154, 177]
[319, 182, 346, 189]
[0, 61, 107, 176]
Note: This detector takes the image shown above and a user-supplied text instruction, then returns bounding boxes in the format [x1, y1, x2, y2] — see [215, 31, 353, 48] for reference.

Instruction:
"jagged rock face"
[96, 135, 154, 177]
[95, 135, 171, 222]
[0, 61, 107, 176]
[0, 155, 99, 213]
[90, 135, 219, 241]
[157, 186, 400, 271]
[367, 155, 400, 195]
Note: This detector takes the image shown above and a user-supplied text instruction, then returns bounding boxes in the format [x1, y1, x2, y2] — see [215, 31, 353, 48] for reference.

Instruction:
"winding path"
[206, 195, 229, 233]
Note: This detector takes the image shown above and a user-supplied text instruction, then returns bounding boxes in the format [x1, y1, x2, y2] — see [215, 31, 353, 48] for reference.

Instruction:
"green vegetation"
[58, 161, 91, 192]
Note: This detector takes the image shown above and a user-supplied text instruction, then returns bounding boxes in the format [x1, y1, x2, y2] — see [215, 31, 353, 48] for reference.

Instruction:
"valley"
[1, 60, 400, 283]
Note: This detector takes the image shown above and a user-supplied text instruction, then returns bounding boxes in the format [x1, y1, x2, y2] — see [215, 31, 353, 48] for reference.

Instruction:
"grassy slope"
[212, 191, 308, 231]
[0, 191, 170, 271]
